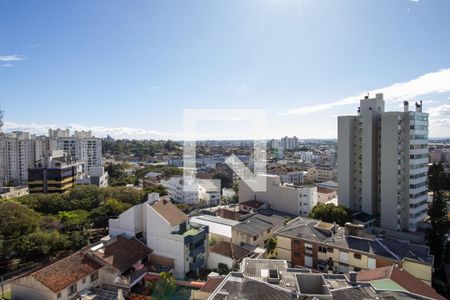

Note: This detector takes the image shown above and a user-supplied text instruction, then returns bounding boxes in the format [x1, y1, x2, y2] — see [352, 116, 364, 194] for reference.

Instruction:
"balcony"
[114, 267, 148, 288]
[183, 225, 208, 244]
[190, 244, 206, 257]
[189, 257, 205, 271]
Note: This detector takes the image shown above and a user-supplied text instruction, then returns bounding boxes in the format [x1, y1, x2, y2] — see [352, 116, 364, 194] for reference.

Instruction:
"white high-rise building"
[338, 93, 429, 232]
[0, 132, 39, 185]
[49, 129, 102, 171]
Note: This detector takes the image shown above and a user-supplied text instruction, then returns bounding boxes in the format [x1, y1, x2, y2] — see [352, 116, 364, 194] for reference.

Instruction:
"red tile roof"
[240, 200, 265, 209]
[356, 266, 445, 300]
[209, 241, 251, 260]
[200, 276, 225, 293]
[90, 237, 152, 272]
[31, 252, 102, 293]
[317, 187, 335, 194]
[389, 267, 445, 300]
[151, 199, 189, 226]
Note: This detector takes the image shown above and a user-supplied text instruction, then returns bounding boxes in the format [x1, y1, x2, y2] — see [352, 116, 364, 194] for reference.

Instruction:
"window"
[82, 278, 86, 284]
[57, 293, 62, 299]
[253, 236, 257, 241]
[90, 271, 99, 283]
[68, 284, 77, 296]
[318, 246, 327, 253]
[326, 247, 334, 253]
[294, 252, 300, 257]
[294, 240, 301, 246]
[354, 253, 362, 260]
[267, 229, 270, 234]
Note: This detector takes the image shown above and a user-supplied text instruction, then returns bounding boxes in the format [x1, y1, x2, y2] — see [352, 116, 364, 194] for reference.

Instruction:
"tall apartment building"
[280, 136, 299, 150]
[49, 129, 102, 171]
[0, 132, 41, 185]
[338, 93, 429, 232]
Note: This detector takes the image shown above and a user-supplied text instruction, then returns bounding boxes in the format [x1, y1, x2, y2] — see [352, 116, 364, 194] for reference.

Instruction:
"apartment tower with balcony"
[338, 93, 429, 232]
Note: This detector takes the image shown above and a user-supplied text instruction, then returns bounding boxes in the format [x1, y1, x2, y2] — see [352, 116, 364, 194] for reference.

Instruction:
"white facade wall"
[161, 177, 198, 204]
[239, 174, 318, 216]
[207, 252, 233, 270]
[145, 207, 186, 278]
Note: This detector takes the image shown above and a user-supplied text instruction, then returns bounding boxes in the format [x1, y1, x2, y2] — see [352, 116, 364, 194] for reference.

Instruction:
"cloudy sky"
[1, 0, 450, 139]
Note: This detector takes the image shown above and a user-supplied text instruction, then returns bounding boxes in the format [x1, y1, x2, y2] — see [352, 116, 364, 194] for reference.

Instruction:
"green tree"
[15, 230, 68, 259]
[57, 210, 90, 232]
[427, 163, 449, 265]
[309, 203, 352, 226]
[266, 237, 277, 254]
[90, 198, 131, 227]
[153, 272, 176, 300]
[218, 263, 230, 275]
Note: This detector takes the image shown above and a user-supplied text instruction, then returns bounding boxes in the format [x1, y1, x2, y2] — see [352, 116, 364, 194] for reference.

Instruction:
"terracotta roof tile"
[317, 187, 334, 194]
[31, 252, 102, 293]
[200, 276, 225, 293]
[390, 267, 446, 300]
[356, 266, 445, 300]
[151, 199, 188, 226]
[90, 237, 152, 272]
[209, 241, 251, 260]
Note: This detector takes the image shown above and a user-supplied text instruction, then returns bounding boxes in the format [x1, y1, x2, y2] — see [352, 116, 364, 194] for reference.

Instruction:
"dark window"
[68, 284, 77, 296]
[326, 247, 334, 253]
[90, 271, 99, 282]
[354, 253, 362, 260]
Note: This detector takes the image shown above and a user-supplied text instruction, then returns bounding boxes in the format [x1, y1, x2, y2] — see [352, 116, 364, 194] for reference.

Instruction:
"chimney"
[375, 93, 383, 100]
[403, 101, 409, 112]
[348, 271, 357, 285]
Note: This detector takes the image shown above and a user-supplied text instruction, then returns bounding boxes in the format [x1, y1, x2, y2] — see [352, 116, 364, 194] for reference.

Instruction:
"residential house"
[207, 241, 252, 270]
[190, 215, 239, 243]
[232, 214, 284, 248]
[274, 217, 434, 285]
[108, 193, 209, 278]
[11, 236, 151, 300]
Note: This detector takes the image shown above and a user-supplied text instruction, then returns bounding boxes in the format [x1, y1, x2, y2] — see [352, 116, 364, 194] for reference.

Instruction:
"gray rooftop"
[275, 217, 433, 264]
[234, 214, 284, 237]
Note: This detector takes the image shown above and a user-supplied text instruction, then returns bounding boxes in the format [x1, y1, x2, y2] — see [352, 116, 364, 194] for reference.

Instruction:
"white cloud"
[281, 68, 450, 116]
[409, 0, 419, 3]
[1, 63, 13, 68]
[3, 122, 181, 140]
[0, 54, 25, 62]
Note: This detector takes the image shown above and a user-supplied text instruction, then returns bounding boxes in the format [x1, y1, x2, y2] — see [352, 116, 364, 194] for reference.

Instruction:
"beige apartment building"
[306, 167, 337, 182]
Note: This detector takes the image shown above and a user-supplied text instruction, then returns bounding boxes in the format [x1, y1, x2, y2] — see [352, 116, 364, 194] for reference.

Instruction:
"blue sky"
[1, 0, 450, 139]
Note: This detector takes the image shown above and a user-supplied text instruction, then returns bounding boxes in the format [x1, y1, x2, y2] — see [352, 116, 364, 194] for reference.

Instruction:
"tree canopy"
[309, 203, 352, 226]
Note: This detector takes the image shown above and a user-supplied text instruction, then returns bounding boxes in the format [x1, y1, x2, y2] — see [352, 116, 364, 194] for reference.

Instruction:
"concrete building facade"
[338, 94, 429, 232]
[239, 174, 318, 216]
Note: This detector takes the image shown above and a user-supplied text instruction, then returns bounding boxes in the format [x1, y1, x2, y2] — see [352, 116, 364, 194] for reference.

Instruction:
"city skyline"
[1, 0, 450, 139]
